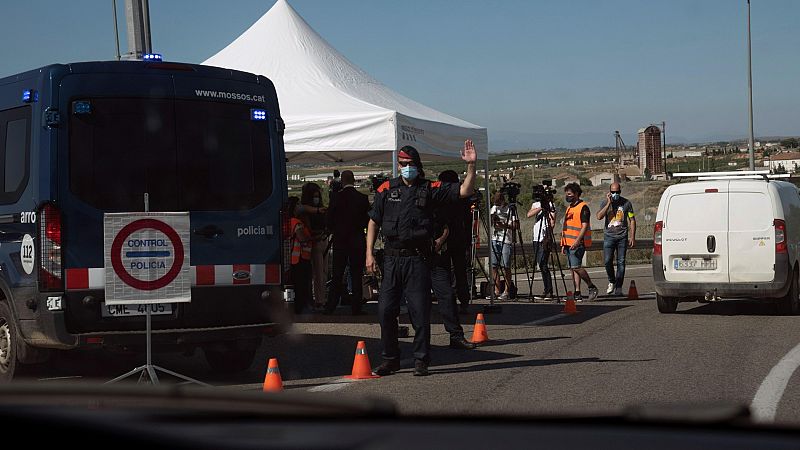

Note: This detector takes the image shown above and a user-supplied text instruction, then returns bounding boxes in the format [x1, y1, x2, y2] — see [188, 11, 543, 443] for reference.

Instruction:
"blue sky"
[1, 1, 797, 147]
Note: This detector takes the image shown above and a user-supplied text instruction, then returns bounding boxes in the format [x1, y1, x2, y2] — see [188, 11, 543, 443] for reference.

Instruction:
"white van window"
[665, 193, 726, 232]
[729, 192, 772, 231]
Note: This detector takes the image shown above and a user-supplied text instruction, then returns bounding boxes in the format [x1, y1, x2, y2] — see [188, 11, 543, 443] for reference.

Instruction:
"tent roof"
[203, 0, 487, 162]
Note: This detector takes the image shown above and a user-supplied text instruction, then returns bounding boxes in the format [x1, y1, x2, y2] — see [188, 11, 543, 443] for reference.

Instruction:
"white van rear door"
[728, 183, 775, 282]
[663, 182, 729, 283]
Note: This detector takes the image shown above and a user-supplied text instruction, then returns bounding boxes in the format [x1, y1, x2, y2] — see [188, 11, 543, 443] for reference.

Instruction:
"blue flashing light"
[143, 53, 163, 61]
[251, 109, 267, 121]
[73, 100, 92, 115]
[22, 90, 35, 103]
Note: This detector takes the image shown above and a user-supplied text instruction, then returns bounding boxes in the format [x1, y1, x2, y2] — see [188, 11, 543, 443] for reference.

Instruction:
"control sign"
[104, 213, 190, 305]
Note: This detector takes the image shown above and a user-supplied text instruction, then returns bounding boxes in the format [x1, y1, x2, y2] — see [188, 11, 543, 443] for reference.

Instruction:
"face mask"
[611, 193, 620, 201]
[401, 165, 418, 180]
[312, 197, 320, 206]
[565, 195, 575, 203]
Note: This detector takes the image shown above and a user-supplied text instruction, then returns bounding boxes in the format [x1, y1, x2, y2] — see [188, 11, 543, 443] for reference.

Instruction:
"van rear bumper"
[652, 254, 792, 300]
[20, 285, 287, 349]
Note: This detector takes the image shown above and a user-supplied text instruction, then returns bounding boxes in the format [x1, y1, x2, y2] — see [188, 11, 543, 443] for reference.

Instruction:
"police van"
[652, 171, 800, 314]
[0, 60, 289, 380]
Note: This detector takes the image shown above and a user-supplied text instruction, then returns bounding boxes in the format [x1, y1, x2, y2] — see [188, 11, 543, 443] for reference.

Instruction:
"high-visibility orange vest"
[561, 201, 592, 247]
[290, 218, 312, 264]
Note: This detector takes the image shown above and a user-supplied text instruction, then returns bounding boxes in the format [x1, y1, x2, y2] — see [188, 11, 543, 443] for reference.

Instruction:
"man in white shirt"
[527, 197, 556, 300]
[489, 192, 517, 299]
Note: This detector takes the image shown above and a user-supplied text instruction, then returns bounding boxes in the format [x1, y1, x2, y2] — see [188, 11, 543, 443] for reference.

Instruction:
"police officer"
[367, 141, 478, 376]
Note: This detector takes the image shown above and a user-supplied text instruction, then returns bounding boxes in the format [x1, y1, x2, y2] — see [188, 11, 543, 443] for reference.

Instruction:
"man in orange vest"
[561, 183, 598, 302]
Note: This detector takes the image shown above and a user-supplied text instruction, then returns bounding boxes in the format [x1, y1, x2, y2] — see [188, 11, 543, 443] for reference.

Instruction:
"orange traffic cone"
[627, 280, 639, 300]
[344, 341, 380, 379]
[262, 358, 283, 392]
[563, 298, 578, 314]
[471, 313, 489, 344]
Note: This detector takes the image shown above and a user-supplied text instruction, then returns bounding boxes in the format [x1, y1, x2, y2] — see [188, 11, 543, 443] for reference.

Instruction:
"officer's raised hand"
[462, 139, 477, 163]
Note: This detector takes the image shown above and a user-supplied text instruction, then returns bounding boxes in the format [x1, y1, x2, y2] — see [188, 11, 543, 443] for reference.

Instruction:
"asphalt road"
[18, 264, 800, 426]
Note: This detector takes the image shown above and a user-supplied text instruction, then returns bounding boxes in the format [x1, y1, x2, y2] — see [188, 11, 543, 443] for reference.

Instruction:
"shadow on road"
[677, 300, 780, 316]
[431, 356, 656, 375]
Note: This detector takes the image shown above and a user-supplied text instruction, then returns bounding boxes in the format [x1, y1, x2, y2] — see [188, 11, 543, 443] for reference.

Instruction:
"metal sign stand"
[107, 194, 209, 386]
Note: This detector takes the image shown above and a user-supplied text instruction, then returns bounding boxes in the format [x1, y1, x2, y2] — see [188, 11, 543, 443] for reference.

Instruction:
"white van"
[652, 175, 800, 314]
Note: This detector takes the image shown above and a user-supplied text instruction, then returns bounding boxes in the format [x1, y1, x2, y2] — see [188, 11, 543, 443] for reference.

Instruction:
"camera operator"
[527, 184, 556, 300]
[490, 191, 518, 300]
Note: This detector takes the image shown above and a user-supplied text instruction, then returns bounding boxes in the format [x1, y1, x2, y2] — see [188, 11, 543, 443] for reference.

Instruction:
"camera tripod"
[488, 198, 534, 302]
[530, 201, 570, 302]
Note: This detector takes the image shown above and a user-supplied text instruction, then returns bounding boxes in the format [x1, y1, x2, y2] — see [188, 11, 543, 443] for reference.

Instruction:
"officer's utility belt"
[383, 248, 424, 257]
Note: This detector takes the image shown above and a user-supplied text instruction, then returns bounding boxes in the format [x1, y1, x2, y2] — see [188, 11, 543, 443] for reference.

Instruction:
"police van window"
[174, 99, 271, 210]
[69, 98, 271, 211]
[69, 98, 178, 211]
[0, 106, 31, 204]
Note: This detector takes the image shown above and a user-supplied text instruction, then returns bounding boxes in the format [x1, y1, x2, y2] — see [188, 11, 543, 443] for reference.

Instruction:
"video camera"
[531, 179, 557, 208]
[499, 181, 521, 203]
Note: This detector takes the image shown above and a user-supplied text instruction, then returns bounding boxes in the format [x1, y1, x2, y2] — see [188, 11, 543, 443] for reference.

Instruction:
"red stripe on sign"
[266, 264, 281, 284]
[196, 265, 215, 286]
[66, 268, 89, 290]
[233, 264, 250, 285]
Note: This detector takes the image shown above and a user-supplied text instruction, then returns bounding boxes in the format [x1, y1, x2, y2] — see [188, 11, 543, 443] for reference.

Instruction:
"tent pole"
[392, 148, 398, 178]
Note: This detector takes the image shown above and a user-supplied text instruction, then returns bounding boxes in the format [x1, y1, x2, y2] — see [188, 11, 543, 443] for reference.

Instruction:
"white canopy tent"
[202, 0, 488, 165]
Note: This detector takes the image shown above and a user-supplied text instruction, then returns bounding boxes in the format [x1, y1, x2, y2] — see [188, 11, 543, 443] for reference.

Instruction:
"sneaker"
[413, 360, 430, 376]
[499, 292, 509, 300]
[449, 337, 477, 350]
[373, 359, 401, 376]
[614, 287, 623, 297]
[573, 291, 583, 302]
[606, 283, 615, 295]
[588, 285, 599, 302]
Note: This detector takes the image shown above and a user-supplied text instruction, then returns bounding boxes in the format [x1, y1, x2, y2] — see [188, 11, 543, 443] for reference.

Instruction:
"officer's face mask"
[611, 192, 620, 201]
[400, 165, 419, 180]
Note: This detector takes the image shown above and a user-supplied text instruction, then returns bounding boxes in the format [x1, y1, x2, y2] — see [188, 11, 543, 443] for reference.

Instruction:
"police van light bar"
[22, 89, 38, 103]
[251, 109, 267, 121]
[73, 101, 92, 115]
[143, 53, 163, 61]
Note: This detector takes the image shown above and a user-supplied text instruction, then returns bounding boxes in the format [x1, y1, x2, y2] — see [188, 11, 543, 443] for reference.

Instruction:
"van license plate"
[101, 303, 173, 317]
[673, 258, 717, 271]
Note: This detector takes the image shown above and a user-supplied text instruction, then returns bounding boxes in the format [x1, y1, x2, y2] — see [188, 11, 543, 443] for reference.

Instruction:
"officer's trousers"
[379, 254, 432, 363]
[431, 252, 464, 340]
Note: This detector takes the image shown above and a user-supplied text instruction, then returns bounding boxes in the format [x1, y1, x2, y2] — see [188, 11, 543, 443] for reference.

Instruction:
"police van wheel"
[656, 294, 678, 314]
[0, 302, 19, 382]
[203, 338, 261, 373]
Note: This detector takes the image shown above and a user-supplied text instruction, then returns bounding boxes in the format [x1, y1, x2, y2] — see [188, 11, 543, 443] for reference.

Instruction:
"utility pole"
[662, 121, 667, 176]
[112, 0, 121, 60]
[747, 0, 756, 170]
[124, 0, 152, 59]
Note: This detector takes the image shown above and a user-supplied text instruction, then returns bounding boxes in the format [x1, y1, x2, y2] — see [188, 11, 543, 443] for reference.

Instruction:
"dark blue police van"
[0, 60, 289, 380]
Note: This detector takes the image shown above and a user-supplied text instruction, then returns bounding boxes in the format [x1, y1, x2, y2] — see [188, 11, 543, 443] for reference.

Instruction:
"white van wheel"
[777, 268, 800, 315]
[656, 294, 678, 314]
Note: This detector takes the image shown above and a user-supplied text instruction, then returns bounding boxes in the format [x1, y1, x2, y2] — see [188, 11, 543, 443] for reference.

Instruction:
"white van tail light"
[775, 219, 787, 254]
[39, 203, 63, 291]
[653, 221, 663, 256]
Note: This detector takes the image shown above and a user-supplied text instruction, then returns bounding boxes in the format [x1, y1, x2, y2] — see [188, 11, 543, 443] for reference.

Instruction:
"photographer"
[527, 184, 556, 300]
[490, 191, 518, 300]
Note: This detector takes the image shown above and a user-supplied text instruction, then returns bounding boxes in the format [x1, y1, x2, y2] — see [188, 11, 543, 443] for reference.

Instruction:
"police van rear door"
[60, 70, 282, 298]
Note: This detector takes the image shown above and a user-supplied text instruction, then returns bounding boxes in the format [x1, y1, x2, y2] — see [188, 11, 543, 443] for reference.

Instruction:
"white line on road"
[751, 340, 800, 422]
[522, 313, 569, 326]
[308, 379, 354, 393]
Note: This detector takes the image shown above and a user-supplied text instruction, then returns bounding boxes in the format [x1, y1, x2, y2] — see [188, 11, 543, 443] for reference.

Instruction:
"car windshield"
[3, 0, 800, 439]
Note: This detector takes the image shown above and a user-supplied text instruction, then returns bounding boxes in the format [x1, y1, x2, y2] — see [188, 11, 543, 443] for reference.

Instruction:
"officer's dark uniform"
[370, 177, 460, 365]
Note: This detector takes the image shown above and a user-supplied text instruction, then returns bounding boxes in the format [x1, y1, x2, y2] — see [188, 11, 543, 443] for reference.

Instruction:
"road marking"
[751, 340, 800, 422]
[38, 376, 83, 381]
[522, 313, 568, 326]
[308, 379, 354, 393]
